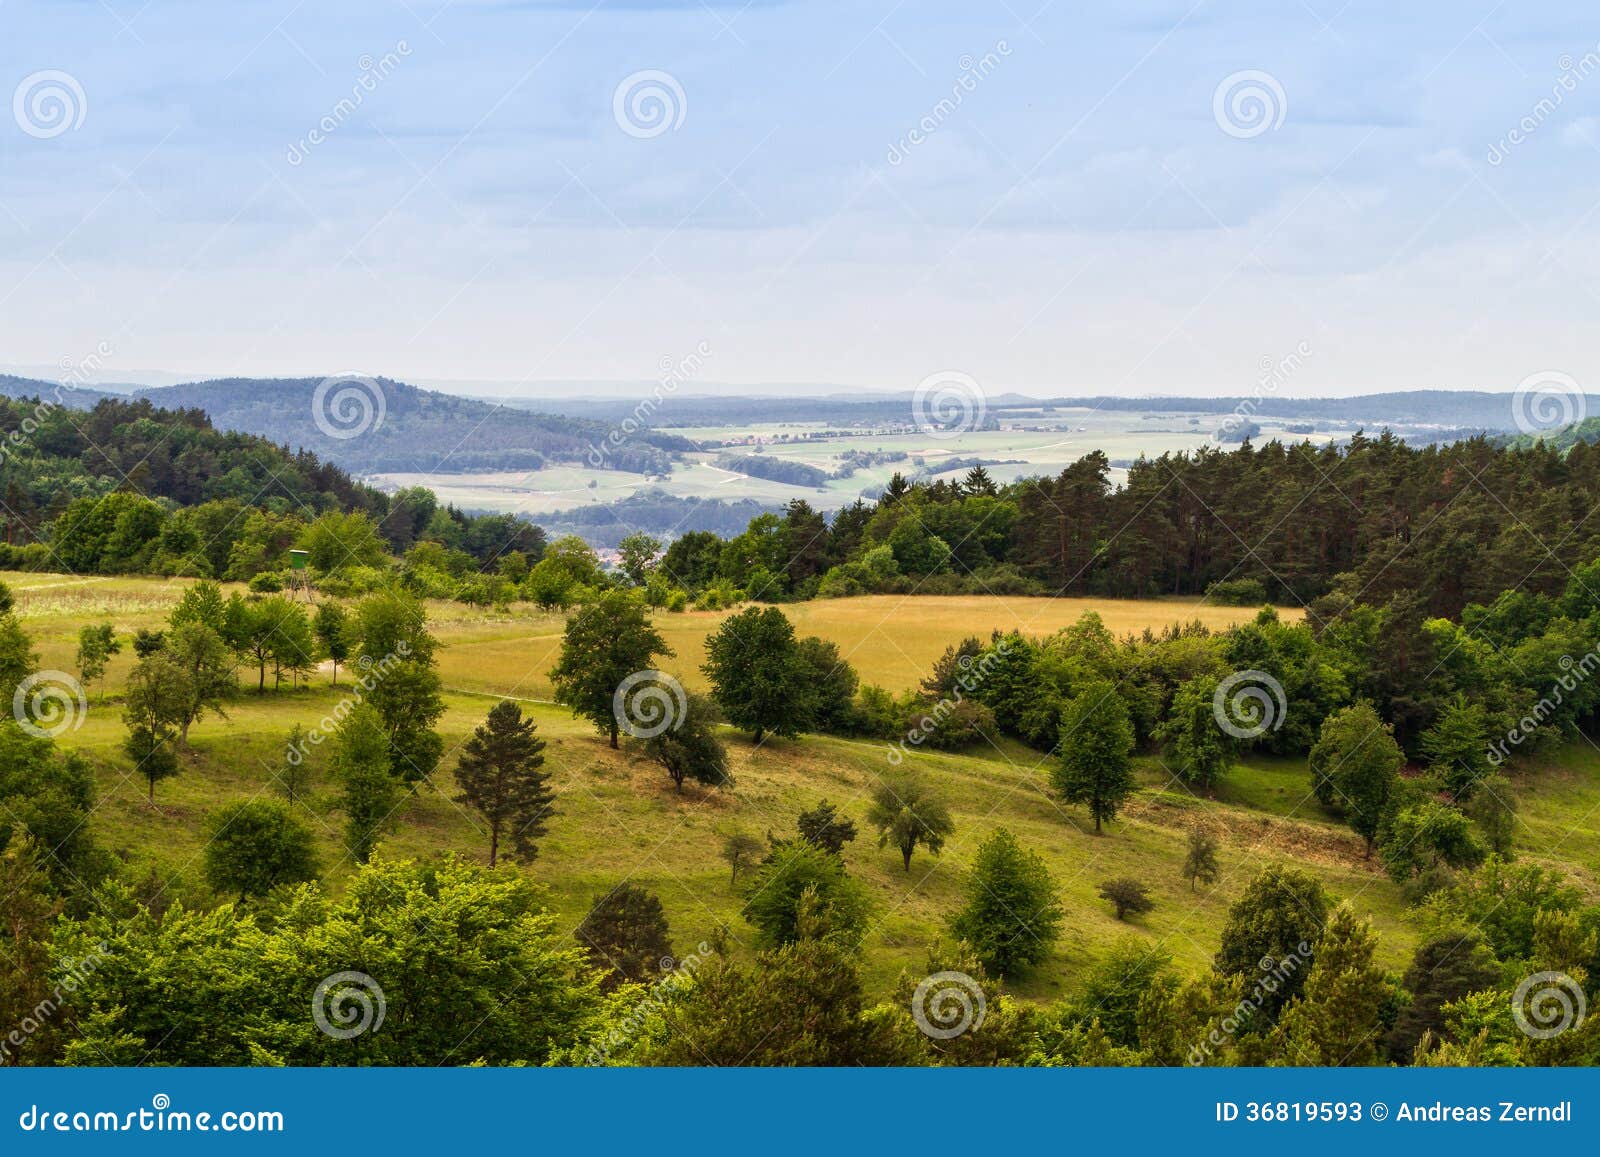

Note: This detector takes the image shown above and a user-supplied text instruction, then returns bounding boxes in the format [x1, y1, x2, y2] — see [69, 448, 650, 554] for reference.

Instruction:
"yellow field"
[7, 572, 1296, 700]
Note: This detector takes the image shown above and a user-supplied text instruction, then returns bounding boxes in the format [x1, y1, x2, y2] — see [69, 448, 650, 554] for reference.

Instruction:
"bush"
[902, 695, 996, 751]
[1097, 878, 1155, 920]
[247, 571, 284, 593]
[1205, 577, 1268, 606]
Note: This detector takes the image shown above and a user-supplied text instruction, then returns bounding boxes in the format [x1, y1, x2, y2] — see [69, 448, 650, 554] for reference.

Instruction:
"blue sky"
[2, 1, 1600, 398]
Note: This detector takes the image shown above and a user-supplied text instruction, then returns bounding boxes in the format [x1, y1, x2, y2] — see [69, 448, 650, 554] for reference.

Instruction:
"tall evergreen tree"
[453, 700, 556, 866]
[1052, 679, 1136, 833]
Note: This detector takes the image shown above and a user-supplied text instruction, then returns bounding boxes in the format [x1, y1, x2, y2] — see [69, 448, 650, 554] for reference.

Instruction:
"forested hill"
[138, 377, 693, 475]
[0, 373, 115, 409]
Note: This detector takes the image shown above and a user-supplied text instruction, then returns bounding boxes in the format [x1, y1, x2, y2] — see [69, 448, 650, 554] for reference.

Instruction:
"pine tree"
[453, 700, 555, 866]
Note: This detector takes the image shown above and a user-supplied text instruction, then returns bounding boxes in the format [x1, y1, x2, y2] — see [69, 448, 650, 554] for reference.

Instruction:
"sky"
[2, 1, 1600, 400]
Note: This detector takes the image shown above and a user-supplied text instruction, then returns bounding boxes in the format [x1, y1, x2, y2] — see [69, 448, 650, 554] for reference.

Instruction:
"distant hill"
[0, 374, 115, 409]
[136, 377, 694, 475]
[1504, 414, 1600, 452]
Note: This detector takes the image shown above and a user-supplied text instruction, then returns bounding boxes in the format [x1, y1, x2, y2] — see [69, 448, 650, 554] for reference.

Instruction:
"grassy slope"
[18, 572, 1599, 1002]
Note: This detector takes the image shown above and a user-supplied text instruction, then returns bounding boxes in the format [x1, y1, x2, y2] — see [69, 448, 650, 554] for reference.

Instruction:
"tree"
[0, 838, 62, 1066]
[203, 801, 319, 900]
[795, 636, 859, 733]
[74, 623, 119, 701]
[615, 532, 662, 587]
[702, 605, 805, 743]
[1420, 694, 1493, 800]
[866, 772, 954, 871]
[332, 703, 400, 863]
[951, 828, 1062, 977]
[1158, 675, 1238, 793]
[1385, 932, 1501, 1062]
[170, 579, 227, 631]
[298, 510, 387, 571]
[797, 800, 858, 855]
[741, 842, 870, 950]
[1465, 774, 1517, 856]
[1271, 902, 1389, 1066]
[453, 700, 555, 866]
[131, 628, 165, 658]
[1379, 801, 1487, 882]
[574, 883, 674, 990]
[720, 831, 764, 884]
[273, 723, 314, 804]
[355, 592, 446, 782]
[1308, 702, 1402, 856]
[636, 691, 729, 792]
[0, 613, 36, 703]
[313, 602, 352, 685]
[166, 621, 237, 746]
[122, 652, 188, 801]
[1098, 877, 1154, 921]
[1052, 679, 1136, 833]
[550, 590, 672, 749]
[1214, 864, 1328, 1016]
[1183, 825, 1221, 891]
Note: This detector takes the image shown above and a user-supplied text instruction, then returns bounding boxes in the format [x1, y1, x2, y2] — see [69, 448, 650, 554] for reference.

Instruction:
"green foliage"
[0, 724, 103, 891]
[74, 623, 119, 698]
[331, 704, 400, 863]
[1270, 903, 1390, 1066]
[1159, 675, 1237, 792]
[1308, 701, 1402, 854]
[354, 592, 445, 781]
[635, 691, 729, 792]
[1214, 865, 1328, 1016]
[950, 828, 1062, 977]
[719, 831, 764, 883]
[57, 856, 608, 1065]
[1420, 694, 1493, 799]
[1183, 825, 1221, 890]
[1052, 679, 1136, 833]
[313, 602, 352, 684]
[615, 532, 661, 586]
[741, 842, 870, 950]
[1385, 932, 1501, 1063]
[796, 799, 857, 855]
[574, 883, 674, 990]
[551, 590, 672, 748]
[203, 801, 319, 900]
[702, 605, 805, 742]
[453, 700, 555, 866]
[1097, 877, 1154, 921]
[865, 772, 954, 872]
[273, 724, 314, 804]
[1379, 801, 1486, 883]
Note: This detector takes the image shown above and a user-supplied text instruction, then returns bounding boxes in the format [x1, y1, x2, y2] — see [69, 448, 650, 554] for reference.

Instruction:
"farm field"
[9, 573, 1300, 701]
[370, 409, 1338, 515]
[18, 568, 1600, 1005]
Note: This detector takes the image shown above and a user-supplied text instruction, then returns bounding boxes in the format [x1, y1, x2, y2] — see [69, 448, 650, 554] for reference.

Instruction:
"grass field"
[19, 570, 1600, 1003]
